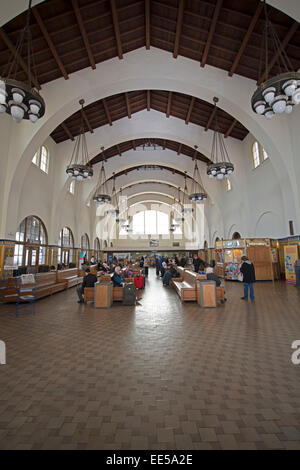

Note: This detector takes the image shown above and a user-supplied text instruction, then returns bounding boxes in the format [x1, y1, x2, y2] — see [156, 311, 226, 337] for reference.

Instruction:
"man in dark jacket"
[77, 268, 97, 303]
[240, 256, 256, 301]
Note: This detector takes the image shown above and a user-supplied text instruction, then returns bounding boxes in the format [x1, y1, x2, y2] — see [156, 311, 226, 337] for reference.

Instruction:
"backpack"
[123, 283, 136, 305]
[134, 274, 144, 289]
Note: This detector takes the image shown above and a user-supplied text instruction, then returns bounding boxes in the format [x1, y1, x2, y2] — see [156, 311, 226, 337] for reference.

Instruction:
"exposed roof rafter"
[201, 0, 223, 68]
[145, 0, 151, 50]
[173, 0, 185, 59]
[224, 119, 237, 138]
[166, 91, 172, 118]
[185, 96, 195, 125]
[110, 0, 123, 59]
[102, 98, 113, 126]
[125, 92, 131, 119]
[71, 0, 96, 70]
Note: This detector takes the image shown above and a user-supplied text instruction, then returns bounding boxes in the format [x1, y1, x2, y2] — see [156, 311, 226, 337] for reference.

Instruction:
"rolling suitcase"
[123, 283, 136, 305]
[134, 274, 144, 289]
[162, 271, 172, 286]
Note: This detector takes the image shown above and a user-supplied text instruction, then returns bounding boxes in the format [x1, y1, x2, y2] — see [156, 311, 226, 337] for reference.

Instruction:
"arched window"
[226, 179, 231, 191]
[69, 180, 75, 195]
[232, 232, 241, 239]
[32, 145, 49, 174]
[252, 141, 269, 168]
[14, 216, 48, 266]
[81, 234, 90, 251]
[94, 237, 101, 260]
[58, 227, 74, 265]
[131, 210, 169, 235]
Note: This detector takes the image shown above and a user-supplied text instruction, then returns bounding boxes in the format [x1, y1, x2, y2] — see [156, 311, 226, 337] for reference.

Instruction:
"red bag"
[134, 274, 144, 289]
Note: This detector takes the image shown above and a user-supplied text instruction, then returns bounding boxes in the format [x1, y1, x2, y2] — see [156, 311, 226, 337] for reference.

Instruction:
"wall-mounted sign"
[284, 245, 298, 283]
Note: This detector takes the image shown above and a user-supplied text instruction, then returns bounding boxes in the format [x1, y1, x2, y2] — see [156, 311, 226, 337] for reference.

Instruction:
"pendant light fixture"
[251, 0, 300, 118]
[182, 172, 194, 214]
[189, 147, 207, 202]
[93, 150, 111, 204]
[116, 187, 127, 225]
[66, 99, 93, 181]
[106, 173, 119, 216]
[0, 0, 45, 123]
[174, 187, 185, 223]
[206, 97, 234, 180]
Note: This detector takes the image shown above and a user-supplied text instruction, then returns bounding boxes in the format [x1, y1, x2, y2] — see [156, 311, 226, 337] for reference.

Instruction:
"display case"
[223, 239, 246, 280]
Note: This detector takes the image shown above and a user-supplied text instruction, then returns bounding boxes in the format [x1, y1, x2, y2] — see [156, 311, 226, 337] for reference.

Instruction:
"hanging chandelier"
[189, 148, 207, 202]
[206, 97, 234, 180]
[106, 173, 119, 216]
[93, 152, 111, 204]
[251, 1, 300, 118]
[0, 0, 45, 123]
[174, 188, 185, 223]
[116, 187, 127, 224]
[182, 172, 194, 214]
[66, 99, 93, 181]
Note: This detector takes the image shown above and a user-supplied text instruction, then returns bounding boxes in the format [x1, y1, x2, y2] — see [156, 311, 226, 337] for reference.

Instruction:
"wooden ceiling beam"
[132, 140, 136, 150]
[102, 98, 112, 126]
[0, 28, 40, 90]
[81, 109, 93, 134]
[71, 0, 96, 70]
[173, 0, 185, 59]
[61, 122, 74, 141]
[125, 92, 131, 119]
[228, 2, 263, 77]
[147, 90, 151, 111]
[224, 119, 237, 138]
[177, 143, 182, 155]
[166, 91, 173, 118]
[109, 0, 123, 60]
[117, 144, 122, 156]
[145, 0, 151, 50]
[163, 140, 166, 150]
[185, 96, 195, 124]
[205, 106, 217, 131]
[201, 0, 223, 68]
[258, 21, 299, 84]
[32, 7, 69, 80]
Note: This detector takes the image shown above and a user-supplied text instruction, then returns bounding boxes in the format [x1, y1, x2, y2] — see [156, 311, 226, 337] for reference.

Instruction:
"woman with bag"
[239, 256, 256, 301]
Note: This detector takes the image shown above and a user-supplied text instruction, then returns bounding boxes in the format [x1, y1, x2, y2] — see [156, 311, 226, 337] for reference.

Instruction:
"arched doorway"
[58, 227, 74, 265]
[15, 215, 48, 267]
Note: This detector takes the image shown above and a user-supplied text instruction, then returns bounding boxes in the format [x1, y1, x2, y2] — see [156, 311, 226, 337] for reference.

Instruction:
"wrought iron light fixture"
[116, 188, 127, 225]
[174, 188, 185, 223]
[251, 0, 300, 118]
[93, 152, 111, 204]
[189, 147, 207, 202]
[182, 172, 194, 214]
[0, 0, 45, 123]
[66, 99, 93, 181]
[136, 139, 164, 151]
[106, 173, 119, 217]
[207, 97, 234, 180]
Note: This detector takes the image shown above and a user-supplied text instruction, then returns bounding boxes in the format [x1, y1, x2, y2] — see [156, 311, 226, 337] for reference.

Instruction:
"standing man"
[77, 268, 97, 303]
[240, 256, 256, 301]
[294, 257, 300, 287]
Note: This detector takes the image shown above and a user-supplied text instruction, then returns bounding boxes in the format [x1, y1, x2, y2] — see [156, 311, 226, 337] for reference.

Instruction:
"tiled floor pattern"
[0, 269, 300, 450]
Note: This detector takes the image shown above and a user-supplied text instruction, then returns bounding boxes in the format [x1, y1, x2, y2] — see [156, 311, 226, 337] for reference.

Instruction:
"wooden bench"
[84, 287, 95, 303]
[0, 278, 18, 303]
[57, 268, 82, 288]
[35, 272, 66, 298]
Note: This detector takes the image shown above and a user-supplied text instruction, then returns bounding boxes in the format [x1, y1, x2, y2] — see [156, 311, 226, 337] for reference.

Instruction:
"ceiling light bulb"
[29, 100, 41, 115]
[217, 173, 224, 180]
[74, 169, 79, 176]
[282, 79, 297, 97]
[292, 87, 300, 105]
[262, 87, 276, 103]
[10, 104, 24, 121]
[12, 88, 25, 104]
[0, 103, 7, 113]
[253, 100, 266, 115]
[77, 175, 83, 181]
[271, 95, 287, 114]
[29, 113, 38, 123]
[0, 88, 7, 105]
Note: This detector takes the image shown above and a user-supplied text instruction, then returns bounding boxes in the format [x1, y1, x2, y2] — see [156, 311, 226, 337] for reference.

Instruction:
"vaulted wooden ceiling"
[51, 89, 248, 143]
[89, 137, 211, 165]
[104, 163, 194, 181]
[0, 0, 299, 89]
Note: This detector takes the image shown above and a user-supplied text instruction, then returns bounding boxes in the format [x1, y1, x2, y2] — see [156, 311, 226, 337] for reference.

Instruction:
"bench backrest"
[57, 268, 79, 280]
[183, 270, 197, 286]
[35, 272, 57, 285]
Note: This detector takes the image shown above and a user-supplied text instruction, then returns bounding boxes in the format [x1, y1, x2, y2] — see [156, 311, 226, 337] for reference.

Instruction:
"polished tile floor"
[0, 269, 300, 450]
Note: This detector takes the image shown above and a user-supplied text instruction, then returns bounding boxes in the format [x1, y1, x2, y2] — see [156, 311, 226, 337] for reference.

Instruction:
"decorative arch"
[232, 232, 241, 240]
[81, 233, 90, 251]
[58, 226, 74, 265]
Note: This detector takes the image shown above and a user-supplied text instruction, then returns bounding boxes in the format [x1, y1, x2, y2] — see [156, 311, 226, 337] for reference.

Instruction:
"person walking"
[294, 258, 300, 287]
[240, 256, 256, 301]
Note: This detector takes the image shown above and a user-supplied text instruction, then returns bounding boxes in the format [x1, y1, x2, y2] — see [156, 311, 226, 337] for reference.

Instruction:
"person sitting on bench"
[77, 268, 97, 303]
[205, 267, 221, 286]
[112, 266, 125, 287]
